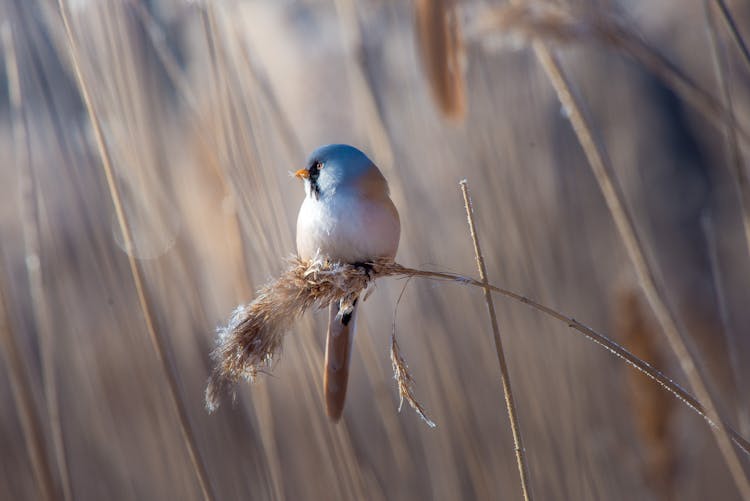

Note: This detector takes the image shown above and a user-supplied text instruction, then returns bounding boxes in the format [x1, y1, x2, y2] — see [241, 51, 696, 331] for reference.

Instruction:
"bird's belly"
[296, 195, 400, 263]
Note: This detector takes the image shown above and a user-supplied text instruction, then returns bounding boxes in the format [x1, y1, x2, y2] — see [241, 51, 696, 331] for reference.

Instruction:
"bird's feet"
[352, 261, 376, 280]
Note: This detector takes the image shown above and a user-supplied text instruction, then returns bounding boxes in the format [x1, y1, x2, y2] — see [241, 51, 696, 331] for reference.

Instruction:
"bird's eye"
[312, 160, 323, 171]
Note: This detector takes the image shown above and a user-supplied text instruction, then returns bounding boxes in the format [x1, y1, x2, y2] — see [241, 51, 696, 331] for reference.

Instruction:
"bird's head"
[295, 144, 387, 200]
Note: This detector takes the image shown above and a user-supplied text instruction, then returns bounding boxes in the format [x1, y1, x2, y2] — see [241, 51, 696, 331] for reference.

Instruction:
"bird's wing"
[324, 299, 358, 421]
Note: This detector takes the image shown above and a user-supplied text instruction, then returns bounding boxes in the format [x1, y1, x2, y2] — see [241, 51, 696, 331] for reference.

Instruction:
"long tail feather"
[324, 299, 358, 421]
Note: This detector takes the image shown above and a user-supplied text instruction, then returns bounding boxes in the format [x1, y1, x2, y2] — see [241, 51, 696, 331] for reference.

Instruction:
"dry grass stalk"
[388, 277, 435, 427]
[204, 257, 750, 458]
[390, 333, 436, 428]
[414, 0, 466, 120]
[461, 180, 533, 501]
[55, 2, 216, 500]
[466, 2, 750, 144]
[0, 264, 56, 501]
[3, 21, 73, 501]
[531, 43, 750, 497]
[198, 8, 296, 500]
[200, 3, 291, 259]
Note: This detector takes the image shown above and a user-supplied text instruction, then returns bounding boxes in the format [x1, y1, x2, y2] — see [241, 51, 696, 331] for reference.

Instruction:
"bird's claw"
[352, 261, 376, 281]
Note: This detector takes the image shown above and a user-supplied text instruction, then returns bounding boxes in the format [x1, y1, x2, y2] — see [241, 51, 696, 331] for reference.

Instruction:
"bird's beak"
[294, 168, 309, 179]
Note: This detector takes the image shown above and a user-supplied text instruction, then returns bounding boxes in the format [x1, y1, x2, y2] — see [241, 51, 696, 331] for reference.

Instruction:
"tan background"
[1, 0, 749, 499]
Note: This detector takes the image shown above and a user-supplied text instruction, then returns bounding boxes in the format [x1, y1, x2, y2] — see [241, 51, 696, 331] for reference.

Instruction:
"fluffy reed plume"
[205, 255, 435, 422]
[414, 0, 466, 120]
[205, 254, 750, 464]
[205, 252, 750, 460]
[206, 257, 385, 412]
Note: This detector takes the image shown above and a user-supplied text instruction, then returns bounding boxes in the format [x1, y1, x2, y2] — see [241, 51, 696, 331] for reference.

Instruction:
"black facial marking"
[308, 159, 323, 199]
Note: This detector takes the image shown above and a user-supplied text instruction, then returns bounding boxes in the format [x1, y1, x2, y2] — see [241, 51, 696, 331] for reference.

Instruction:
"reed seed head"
[205, 256, 435, 415]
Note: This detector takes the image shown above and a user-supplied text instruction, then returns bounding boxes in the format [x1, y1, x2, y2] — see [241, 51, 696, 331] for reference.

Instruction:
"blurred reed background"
[1, 0, 749, 499]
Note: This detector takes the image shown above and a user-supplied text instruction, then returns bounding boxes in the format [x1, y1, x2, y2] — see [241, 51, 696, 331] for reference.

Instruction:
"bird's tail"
[324, 298, 358, 421]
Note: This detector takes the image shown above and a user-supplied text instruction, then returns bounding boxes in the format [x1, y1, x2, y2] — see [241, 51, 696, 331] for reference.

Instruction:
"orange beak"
[294, 168, 309, 179]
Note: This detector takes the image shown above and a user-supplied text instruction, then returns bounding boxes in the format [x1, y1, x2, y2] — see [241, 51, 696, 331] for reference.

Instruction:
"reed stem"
[530, 43, 750, 499]
[387, 264, 750, 457]
[460, 181, 533, 501]
[56, 2, 216, 499]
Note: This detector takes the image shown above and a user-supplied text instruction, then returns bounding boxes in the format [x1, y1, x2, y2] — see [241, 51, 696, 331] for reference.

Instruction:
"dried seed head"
[205, 256, 395, 411]
[391, 333, 436, 427]
[414, 0, 466, 120]
[205, 256, 437, 426]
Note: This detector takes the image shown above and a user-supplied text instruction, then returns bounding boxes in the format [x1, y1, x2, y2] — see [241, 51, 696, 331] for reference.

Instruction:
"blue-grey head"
[294, 144, 388, 200]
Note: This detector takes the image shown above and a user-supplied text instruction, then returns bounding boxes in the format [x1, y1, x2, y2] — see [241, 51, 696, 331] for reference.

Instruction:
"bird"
[295, 144, 400, 421]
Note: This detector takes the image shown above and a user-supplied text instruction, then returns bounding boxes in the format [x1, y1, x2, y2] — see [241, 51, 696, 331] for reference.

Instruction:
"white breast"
[296, 191, 400, 263]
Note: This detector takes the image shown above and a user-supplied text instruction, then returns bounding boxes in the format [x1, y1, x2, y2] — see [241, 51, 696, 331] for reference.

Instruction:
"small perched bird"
[295, 144, 400, 421]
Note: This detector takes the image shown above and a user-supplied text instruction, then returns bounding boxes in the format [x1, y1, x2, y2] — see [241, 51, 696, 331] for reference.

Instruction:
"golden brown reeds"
[414, 0, 466, 120]
[531, 44, 750, 499]
[460, 0, 750, 487]
[8, 0, 750, 498]
[463, 2, 750, 144]
[204, 253, 750, 458]
[56, 2, 216, 500]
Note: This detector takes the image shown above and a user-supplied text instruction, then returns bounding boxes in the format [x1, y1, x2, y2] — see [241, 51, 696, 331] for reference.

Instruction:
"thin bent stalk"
[55, 2, 216, 500]
[460, 181, 533, 501]
[208, 255, 750, 457]
[387, 265, 750, 457]
[529, 43, 750, 499]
